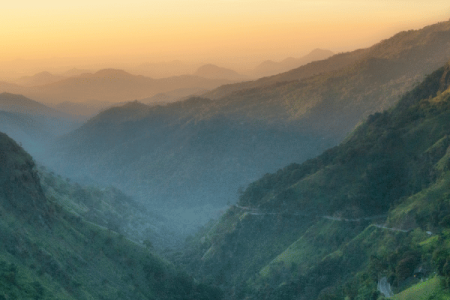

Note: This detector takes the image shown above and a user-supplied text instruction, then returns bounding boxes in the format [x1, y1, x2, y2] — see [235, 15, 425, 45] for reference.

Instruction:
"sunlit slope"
[0, 132, 222, 300]
[204, 21, 450, 136]
[179, 64, 450, 300]
[251, 48, 335, 78]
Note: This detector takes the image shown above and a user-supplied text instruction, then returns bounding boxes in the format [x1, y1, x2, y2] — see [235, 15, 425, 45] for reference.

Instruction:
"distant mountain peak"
[299, 48, 334, 62]
[253, 49, 334, 77]
[0, 92, 67, 118]
[309, 48, 334, 55]
[194, 64, 245, 80]
[35, 71, 53, 76]
[198, 63, 218, 69]
[62, 68, 93, 77]
[0, 92, 37, 102]
[195, 64, 237, 73]
[121, 100, 148, 109]
[259, 60, 276, 65]
[1, 91, 20, 97]
[281, 57, 296, 63]
[14, 71, 66, 87]
[89, 100, 151, 124]
[93, 69, 135, 78]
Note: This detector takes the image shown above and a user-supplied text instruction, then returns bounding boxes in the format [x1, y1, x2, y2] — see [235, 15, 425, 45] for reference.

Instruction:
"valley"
[2, 17, 450, 300]
[33, 20, 450, 236]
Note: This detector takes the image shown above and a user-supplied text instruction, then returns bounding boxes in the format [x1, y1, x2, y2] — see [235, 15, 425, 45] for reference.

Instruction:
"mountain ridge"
[0, 92, 68, 118]
[177, 62, 450, 300]
[194, 64, 247, 81]
[204, 21, 450, 101]
[252, 48, 334, 77]
[46, 20, 450, 235]
[0, 68, 235, 104]
[0, 93, 81, 161]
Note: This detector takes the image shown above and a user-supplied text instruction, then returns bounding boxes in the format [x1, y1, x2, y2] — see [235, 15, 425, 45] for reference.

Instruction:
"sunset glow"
[1, 0, 449, 71]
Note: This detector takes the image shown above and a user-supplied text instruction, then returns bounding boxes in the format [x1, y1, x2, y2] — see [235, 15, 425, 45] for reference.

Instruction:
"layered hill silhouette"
[0, 92, 67, 118]
[0, 93, 80, 159]
[60, 68, 92, 77]
[0, 68, 236, 104]
[178, 62, 450, 300]
[140, 87, 209, 106]
[0, 81, 25, 95]
[33, 69, 237, 103]
[205, 22, 450, 101]
[251, 48, 334, 77]
[133, 60, 197, 78]
[45, 21, 450, 235]
[51, 100, 116, 118]
[194, 64, 248, 81]
[14, 71, 66, 87]
[202, 21, 450, 136]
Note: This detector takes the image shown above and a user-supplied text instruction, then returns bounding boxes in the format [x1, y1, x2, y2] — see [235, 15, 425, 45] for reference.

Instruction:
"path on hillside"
[232, 204, 422, 300]
[234, 204, 414, 232]
[235, 205, 311, 216]
[373, 224, 411, 233]
[235, 204, 386, 221]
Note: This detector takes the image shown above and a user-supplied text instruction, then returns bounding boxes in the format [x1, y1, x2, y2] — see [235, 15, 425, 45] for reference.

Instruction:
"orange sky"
[1, 0, 450, 74]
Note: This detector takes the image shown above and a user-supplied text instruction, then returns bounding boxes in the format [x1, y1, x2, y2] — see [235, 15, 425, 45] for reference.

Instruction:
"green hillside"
[37, 165, 184, 251]
[0, 132, 221, 300]
[176, 63, 450, 300]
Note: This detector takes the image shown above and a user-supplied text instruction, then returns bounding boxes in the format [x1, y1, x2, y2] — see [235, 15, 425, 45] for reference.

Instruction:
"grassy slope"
[392, 277, 446, 300]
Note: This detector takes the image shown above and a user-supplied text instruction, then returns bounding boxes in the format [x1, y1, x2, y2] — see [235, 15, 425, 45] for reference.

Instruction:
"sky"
[1, 0, 450, 74]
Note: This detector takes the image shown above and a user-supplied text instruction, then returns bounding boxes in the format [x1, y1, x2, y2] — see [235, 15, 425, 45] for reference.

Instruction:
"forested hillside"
[0, 132, 221, 300]
[176, 63, 450, 300]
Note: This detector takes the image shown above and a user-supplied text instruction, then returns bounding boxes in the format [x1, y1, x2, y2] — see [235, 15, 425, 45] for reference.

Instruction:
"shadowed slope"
[0, 132, 222, 300]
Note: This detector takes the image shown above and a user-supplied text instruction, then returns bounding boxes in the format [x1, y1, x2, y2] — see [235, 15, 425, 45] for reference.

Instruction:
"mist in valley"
[2, 1, 450, 299]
